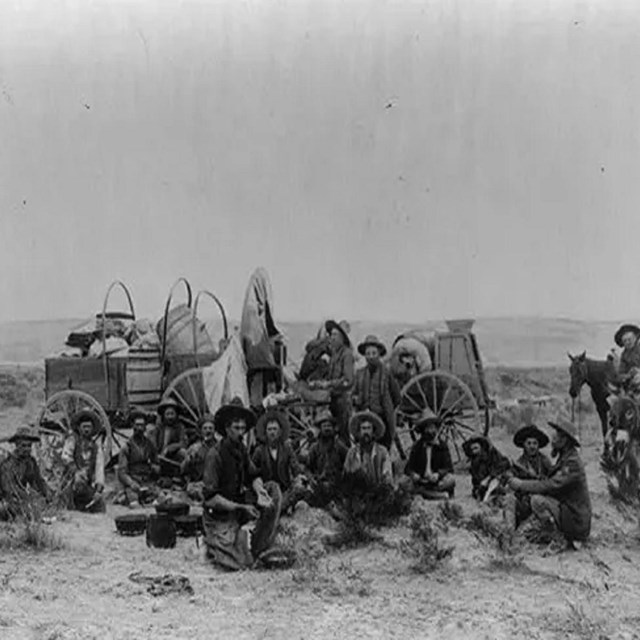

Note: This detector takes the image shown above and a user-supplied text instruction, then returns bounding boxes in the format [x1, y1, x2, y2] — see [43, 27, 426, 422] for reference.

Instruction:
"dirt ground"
[1, 366, 640, 640]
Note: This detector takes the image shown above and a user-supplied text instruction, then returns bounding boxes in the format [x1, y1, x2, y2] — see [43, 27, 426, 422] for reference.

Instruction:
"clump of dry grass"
[400, 510, 454, 573]
[438, 500, 464, 527]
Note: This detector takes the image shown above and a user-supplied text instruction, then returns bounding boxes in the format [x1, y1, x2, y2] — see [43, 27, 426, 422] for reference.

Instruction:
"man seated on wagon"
[180, 414, 218, 502]
[463, 435, 511, 503]
[202, 397, 282, 571]
[61, 409, 105, 513]
[252, 409, 306, 514]
[304, 408, 349, 506]
[353, 335, 401, 452]
[343, 411, 393, 487]
[0, 426, 50, 520]
[404, 410, 455, 499]
[148, 398, 188, 481]
[504, 424, 553, 532]
[115, 410, 160, 507]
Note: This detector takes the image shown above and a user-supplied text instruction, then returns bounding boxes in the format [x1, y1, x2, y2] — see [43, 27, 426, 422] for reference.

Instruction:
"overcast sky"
[1, 0, 638, 324]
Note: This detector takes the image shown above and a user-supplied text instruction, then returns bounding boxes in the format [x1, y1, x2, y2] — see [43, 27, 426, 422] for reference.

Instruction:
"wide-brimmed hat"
[413, 407, 439, 433]
[357, 334, 387, 357]
[255, 410, 290, 442]
[214, 397, 256, 435]
[615, 324, 640, 348]
[513, 424, 549, 449]
[71, 409, 101, 433]
[462, 435, 490, 458]
[8, 426, 40, 443]
[547, 418, 580, 447]
[314, 408, 335, 427]
[325, 319, 351, 348]
[349, 410, 386, 441]
[157, 397, 182, 418]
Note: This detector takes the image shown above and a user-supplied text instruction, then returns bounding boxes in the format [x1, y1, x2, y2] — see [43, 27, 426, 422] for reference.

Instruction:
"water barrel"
[157, 304, 216, 357]
[126, 347, 163, 409]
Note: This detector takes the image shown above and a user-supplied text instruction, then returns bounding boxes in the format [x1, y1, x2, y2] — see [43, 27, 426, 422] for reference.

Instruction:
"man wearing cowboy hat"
[202, 397, 282, 571]
[0, 426, 49, 520]
[614, 324, 640, 382]
[60, 409, 106, 512]
[463, 435, 510, 502]
[343, 411, 393, 486]
[305, 408, 349, 505]
[503, 424, 552, 532]
[181, 414, 219, 502]
[252, 409, 305, 514]
[508, 418, 592, 547]
[404, 410, 455, 499]
[115, 409, 160, 507]
[353, 335, 401, 452]
[148, 398, 188, 478]
[310, 320, 354, 445]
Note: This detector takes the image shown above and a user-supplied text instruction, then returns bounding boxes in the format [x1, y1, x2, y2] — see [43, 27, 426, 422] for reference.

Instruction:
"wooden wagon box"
[45, 353, 217, 413]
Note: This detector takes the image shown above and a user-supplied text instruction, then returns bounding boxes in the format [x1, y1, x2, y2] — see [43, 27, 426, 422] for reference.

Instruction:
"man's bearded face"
[227, 419, 246, 443]
[133, 419, 146, 438]
[319, 421, 334, 439]
[469, 442, 483, 458]
[523, 437, 539, 457]
[15, 440, 32, 458]
[266, 421, 281, 445]
[364, 346, 381, 368]
[359, 421, 374, 445]
[79, 421, 94, 440]
[201, 422, 215, 442]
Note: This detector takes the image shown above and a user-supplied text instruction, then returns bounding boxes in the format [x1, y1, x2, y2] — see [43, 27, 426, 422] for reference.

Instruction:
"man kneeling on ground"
[404, 409, 455, 499]
[508, 418, 591, 549]
[202, 397, 282, 571]
[61, 409, 105, 512]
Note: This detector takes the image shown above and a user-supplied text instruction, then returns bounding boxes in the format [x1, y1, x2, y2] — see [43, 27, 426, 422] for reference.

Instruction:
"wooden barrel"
[157, 304, 215, 357]
[126, 348, 163, 409]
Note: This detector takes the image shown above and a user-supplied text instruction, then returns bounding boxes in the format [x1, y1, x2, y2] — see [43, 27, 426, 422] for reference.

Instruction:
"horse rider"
[353, 334, 401, 452]
[615, 323, 640, 384]
[61, 409, 106, 512]
[508, 418, 592, 549]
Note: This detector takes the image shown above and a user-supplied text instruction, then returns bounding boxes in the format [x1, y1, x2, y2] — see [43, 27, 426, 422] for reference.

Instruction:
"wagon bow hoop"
[160, 277, 194, 369]
[192, 290, 229, 364]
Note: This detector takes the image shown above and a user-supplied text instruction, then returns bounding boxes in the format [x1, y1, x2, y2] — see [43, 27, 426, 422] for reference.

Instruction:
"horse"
[568, 351, 615, 443]
[604, 394, 640, 500]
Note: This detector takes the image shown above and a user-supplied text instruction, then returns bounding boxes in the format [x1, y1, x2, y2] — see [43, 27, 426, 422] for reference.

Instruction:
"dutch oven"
[154, 501, 190, 518]
[174, 514, 203, 538]
[115, 513, 149, 537]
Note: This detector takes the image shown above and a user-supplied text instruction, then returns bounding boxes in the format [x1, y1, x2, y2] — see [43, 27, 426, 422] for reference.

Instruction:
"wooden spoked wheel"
[395, 370, 482, 465]
[162, 367, 211, 431]
[36, 390, 110, 490]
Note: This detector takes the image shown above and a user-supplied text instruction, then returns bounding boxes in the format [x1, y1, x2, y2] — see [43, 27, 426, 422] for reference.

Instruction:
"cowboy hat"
[255, 410, 290, 442]
[314, 408, 335, 426]
[462, 435, 490, 458]
[213, 397, 256, 435]
[413, 407, 439, 433]
[547, 418, 580, 447]
[71, 409, 101, 433]
[325, 319, 351, 348]
[8, 426, 40, 443]
[349, 410, 386, 441]
[513, 424, 549, 449]
[357, 335, 387, 357]
[157, 397, 183, 418]
[615, 324, 640, 348]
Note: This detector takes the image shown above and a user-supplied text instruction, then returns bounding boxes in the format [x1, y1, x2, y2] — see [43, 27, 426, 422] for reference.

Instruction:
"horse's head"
[607, 395, 640, 466]
[568, 351, 587, 398]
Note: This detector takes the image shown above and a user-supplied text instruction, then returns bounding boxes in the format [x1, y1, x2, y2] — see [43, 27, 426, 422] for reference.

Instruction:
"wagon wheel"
[395, 370, 482, 466]
[278, 401, 322, 457]
[36, 390, 110, 491]
[162, 367, 210, 431]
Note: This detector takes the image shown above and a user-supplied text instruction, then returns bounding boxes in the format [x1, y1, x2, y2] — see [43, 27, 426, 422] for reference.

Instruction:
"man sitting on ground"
[181, 414, 218, 502]
[0, 426, 49, 520]
[508, 418, 591, 549]
[148, 398, 187, 481]
[202, 397, 282, 571]
[61, 410, 105, 512]
[404, 410, 455, 499]
[463, 435, 511, 503]
[252, 410, 305, 514]
[305, 409, 349, 506]
[115, 410, 160, 507]
[343, 411, 393, 486]
[504, 424, 553, 531]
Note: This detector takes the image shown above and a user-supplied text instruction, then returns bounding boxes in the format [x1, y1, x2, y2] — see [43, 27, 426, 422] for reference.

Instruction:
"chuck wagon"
[37, 278, 228, 476]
